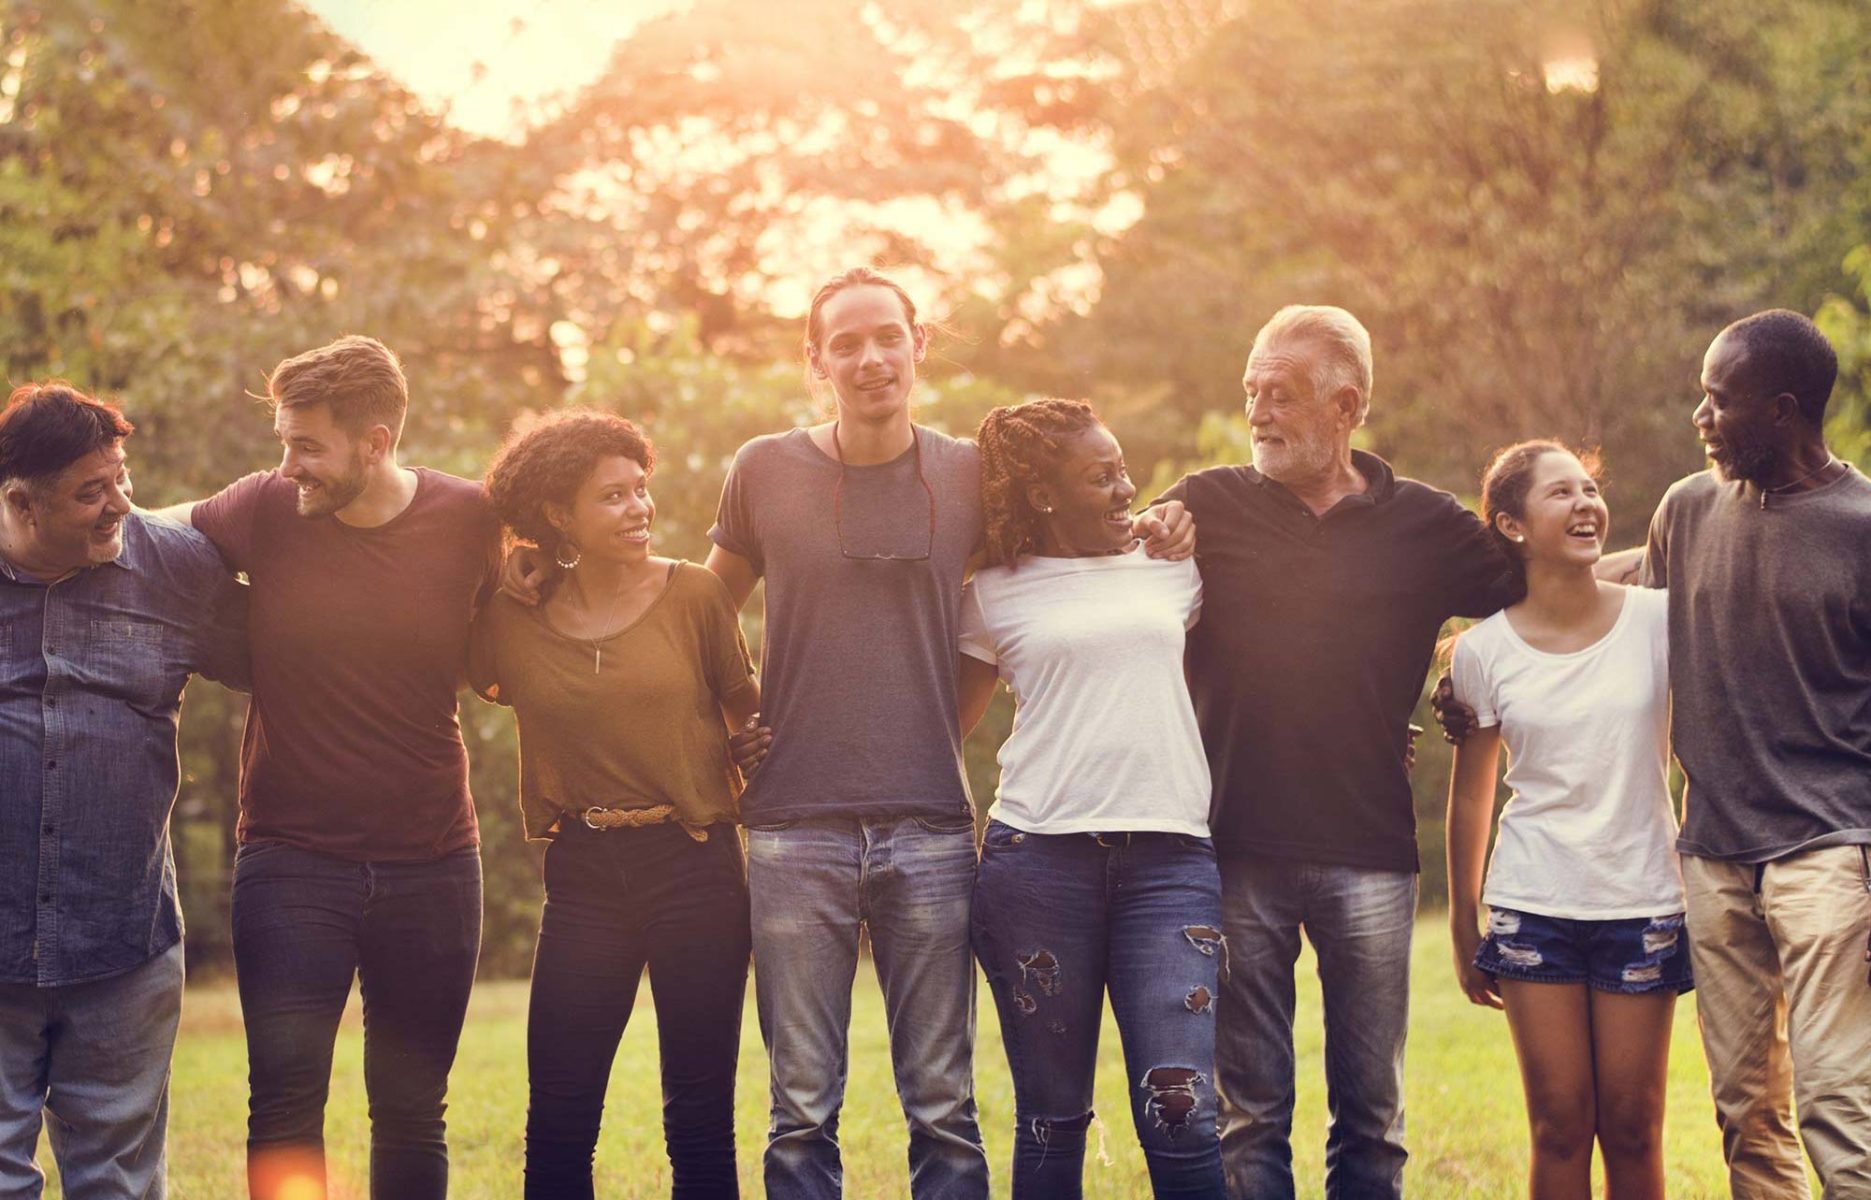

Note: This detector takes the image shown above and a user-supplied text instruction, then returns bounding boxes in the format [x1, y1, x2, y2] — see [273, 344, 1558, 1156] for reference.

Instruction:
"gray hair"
[1251, 305, 1373, 426]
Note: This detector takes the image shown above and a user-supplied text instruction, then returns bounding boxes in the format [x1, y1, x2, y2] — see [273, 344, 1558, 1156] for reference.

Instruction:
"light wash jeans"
[0, 941, 184, 1199]
[746, 814, 988, 1200]
[1214, 854, 1417, 1200]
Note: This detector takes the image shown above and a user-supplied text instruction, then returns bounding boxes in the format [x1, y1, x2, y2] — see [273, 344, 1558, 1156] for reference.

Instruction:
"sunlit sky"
[302, 0, 685, 138]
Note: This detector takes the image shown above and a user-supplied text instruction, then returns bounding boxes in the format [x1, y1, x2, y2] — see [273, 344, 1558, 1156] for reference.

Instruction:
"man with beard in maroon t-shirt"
[167, 335, 498, 1200]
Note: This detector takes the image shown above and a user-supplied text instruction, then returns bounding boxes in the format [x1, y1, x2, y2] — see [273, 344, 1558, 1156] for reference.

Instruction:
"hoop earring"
[554, 540, 582, 570]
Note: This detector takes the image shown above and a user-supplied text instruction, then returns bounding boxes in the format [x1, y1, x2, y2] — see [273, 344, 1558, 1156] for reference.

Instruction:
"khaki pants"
[1684, 846, 1871, 1200]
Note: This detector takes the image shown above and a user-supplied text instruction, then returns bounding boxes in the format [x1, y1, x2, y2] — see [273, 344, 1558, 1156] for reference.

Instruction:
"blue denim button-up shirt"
[0, 511, 247, 986]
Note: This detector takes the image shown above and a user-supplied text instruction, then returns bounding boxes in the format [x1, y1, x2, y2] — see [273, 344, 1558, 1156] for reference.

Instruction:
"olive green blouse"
[467, 561, 757, 838]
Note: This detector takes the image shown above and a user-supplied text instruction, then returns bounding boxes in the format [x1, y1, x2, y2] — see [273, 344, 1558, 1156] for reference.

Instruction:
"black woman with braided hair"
[959, 399, 1226, 1199]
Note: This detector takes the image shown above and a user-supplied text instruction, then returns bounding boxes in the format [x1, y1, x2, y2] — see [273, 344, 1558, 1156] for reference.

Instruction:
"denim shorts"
[1474, 906, 1694, 994]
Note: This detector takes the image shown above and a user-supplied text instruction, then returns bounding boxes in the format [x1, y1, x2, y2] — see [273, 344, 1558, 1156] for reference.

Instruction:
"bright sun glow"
[302, 0, 686, 138]
[297, 0, 1133, 330]
[1542, 55, 1599, 94]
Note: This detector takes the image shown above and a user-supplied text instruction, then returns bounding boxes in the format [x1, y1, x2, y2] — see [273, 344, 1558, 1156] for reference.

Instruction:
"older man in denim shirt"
[0, 383, 246, 1198]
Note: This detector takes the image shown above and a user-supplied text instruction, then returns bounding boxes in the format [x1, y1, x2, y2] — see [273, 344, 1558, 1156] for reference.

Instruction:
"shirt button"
[41, 824, 53, 835]
[37, 895, 50, 904]
[44, 697, 56, 708]
[45, 761, 56, 770]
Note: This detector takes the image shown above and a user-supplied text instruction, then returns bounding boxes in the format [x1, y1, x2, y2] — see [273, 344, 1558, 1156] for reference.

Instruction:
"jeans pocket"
[744, 819, 797, 833]
[912, 812, 976, 835]
[981, 821, 1026, 852]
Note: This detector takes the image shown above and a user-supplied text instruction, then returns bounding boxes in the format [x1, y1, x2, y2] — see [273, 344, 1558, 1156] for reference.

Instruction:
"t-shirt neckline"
[1738, 462, 1864, 508]
[533, 559, 683, 648]
[792, 424, 921, 471]
[1020, 542, 1148, 566]
[324, 466, 428, 536]
[1499, 586, 1633, 662]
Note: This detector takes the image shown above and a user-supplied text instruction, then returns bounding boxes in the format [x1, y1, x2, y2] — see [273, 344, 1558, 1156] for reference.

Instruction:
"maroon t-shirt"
[193, 468, 500, 861]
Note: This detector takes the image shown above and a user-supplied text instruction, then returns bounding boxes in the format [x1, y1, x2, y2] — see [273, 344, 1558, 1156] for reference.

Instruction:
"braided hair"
[976, 399, 1101, 568]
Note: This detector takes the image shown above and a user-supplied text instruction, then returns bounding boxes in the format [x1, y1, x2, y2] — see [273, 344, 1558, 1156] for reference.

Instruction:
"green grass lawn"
[41, 917, 1753, 1197]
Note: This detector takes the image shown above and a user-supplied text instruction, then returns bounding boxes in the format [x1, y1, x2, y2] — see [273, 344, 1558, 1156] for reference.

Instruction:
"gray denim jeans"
[0, 941, 184, 1199]
[1214, 854, 1417, 1200]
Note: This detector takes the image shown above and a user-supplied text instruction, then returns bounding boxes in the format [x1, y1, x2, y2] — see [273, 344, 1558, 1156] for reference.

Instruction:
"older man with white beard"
[1157, 306, 1518, 1199]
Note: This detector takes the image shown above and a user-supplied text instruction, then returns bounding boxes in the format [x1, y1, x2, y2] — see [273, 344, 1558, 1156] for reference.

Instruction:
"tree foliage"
[3, 0, 1867, 966]
[1058, 0, 1871, 519]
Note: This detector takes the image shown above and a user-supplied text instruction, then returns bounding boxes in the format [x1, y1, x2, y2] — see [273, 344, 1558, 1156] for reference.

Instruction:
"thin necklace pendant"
[1760, 456, 1839, 508]
[594, 647, 602, 675]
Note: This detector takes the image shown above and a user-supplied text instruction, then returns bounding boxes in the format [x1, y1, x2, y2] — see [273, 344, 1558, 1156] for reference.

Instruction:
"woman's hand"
[499, 544, 555, 606]
[729, 715, 772, 776]
[1451, 918, 1503, 1010]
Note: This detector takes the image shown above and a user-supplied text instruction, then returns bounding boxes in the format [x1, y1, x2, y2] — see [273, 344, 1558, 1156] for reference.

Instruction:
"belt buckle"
[582, 807, 608, 831]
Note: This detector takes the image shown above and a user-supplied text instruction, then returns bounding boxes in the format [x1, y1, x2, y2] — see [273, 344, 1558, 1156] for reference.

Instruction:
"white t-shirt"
[1451, 585, 1683, 919]
[959, 548, 1210, 835]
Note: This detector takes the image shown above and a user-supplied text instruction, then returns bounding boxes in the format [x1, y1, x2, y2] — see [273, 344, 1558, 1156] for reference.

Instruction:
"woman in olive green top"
[469, 410, 762, 1199]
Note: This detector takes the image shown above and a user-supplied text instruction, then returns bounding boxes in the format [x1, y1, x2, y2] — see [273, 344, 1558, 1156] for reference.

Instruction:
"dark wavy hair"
[976, 398, 1102, 567]
[0, 382, 134, 491]
[484, 409, 655, 551]
[1480, 439, 1604, 592]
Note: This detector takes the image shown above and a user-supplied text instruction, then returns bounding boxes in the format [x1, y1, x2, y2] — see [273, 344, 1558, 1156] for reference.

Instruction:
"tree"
[1816, 244, 1871, 469]
[1051, 0, 1871, 521]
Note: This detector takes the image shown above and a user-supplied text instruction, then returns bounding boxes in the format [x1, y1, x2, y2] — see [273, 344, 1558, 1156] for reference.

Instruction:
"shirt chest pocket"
[88, 618, 173, 700]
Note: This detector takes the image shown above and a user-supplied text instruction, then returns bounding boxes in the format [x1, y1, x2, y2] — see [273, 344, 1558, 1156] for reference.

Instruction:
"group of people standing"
[0, 262, 1864, 1200]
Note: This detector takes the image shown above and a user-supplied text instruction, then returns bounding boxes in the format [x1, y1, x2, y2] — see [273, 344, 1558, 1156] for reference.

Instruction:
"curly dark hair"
[976, 398, 1101, 567]
[484, 409, 655, 550]
[1480, 438, 1604, 594]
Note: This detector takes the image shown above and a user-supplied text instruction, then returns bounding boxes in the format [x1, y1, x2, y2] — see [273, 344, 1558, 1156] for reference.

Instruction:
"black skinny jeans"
[525, 820, 751, 1199]
[232, 842, 483, 1200]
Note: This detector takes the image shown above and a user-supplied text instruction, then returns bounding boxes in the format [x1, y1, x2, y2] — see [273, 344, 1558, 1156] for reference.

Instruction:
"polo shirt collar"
[1243, 449, 1398, 518]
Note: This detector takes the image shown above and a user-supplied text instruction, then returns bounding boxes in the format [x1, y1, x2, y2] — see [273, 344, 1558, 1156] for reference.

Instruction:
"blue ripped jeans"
[971, 821, 1228, 1199]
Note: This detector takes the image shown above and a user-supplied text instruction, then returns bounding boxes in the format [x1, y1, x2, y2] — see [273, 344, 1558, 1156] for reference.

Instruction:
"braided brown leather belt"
[574, 804, 709, 842]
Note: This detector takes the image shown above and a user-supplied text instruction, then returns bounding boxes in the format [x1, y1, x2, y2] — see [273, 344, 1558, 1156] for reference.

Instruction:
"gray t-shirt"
[709, 426, 983, 823]
[1641, 465, 1871, 862]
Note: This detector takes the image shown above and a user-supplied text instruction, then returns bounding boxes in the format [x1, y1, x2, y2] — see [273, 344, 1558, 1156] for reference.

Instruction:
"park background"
[4, 0, 1869, 1193]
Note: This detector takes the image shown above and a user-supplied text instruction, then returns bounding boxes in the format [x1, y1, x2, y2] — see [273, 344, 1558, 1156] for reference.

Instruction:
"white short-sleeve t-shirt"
[959, 548, 1210, 835]
[1451, 585, 1683, 919]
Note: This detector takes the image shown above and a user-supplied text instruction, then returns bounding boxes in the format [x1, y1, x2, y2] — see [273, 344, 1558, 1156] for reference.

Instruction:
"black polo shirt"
[1161, 451, 1515, 870]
